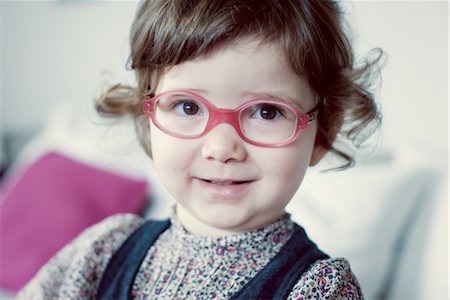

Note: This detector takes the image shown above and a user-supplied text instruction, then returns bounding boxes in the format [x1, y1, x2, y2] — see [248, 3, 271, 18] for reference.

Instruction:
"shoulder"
[287, 257, 364, 300]
[54, 213, 146, 262]
[76, 213, 145, 247]
[17, 214, 145, 299]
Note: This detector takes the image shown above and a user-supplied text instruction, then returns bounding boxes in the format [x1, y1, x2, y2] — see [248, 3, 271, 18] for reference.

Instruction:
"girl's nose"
[201, 124, 247, 163]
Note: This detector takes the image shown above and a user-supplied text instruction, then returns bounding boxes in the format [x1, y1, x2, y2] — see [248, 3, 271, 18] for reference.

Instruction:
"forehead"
[156, 39, 315, 109]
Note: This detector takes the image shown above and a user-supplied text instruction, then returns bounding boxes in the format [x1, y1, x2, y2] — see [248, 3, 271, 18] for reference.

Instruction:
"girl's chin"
[177, 205, 282, 237]
[176, 206, 257, 237]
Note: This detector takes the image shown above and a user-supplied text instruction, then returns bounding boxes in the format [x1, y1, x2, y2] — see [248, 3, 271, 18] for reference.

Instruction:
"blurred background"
[0, 1, 448, 299]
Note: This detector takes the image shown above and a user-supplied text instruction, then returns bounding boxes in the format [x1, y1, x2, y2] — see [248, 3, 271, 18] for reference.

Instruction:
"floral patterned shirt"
[17, 213, 363, 299]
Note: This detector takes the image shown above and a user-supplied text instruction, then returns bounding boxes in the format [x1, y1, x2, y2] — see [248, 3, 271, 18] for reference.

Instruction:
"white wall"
[1, 1, 139, 165]
[347, 1, 448, 163]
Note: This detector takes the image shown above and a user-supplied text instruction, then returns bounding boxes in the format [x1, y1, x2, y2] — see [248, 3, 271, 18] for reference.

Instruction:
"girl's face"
[151, 39, 323, 237]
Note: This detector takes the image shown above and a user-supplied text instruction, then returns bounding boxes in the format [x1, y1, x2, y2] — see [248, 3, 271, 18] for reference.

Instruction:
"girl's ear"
[309, 118, 342, 166]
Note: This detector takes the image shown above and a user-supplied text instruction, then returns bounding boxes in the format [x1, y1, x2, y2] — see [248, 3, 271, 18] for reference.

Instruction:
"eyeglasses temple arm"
[306, 103, 320, 124]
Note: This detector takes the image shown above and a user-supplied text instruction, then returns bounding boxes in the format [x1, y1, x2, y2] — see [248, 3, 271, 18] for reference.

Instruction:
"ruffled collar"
[166, 211, 295, 258]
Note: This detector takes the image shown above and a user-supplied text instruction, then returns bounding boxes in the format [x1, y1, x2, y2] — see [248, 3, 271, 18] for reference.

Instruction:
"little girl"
[18, 0, 382, 299]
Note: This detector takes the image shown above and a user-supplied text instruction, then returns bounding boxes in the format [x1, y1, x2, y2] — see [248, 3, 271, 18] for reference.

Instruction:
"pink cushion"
[0, 152, 148, 292]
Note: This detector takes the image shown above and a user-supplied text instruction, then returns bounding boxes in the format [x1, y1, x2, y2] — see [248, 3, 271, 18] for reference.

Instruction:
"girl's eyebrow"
[243, 91, 309, 111]
[161, 87, 208, 95]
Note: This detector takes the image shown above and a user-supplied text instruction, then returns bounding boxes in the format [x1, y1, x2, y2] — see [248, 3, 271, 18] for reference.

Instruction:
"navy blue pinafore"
[96, 219, 328, 299]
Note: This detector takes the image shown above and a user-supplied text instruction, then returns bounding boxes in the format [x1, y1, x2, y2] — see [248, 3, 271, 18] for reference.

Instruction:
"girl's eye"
[174, 100, 202, 116]
[254, 104, 283, 120]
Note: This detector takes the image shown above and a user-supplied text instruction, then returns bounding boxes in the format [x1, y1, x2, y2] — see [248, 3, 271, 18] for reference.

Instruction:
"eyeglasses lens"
[240, 103, 297, 144]
[154, 94, 209, 136]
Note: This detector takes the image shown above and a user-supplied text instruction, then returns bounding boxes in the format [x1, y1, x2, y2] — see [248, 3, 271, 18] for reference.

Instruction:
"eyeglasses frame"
[142, 90, 319, 147]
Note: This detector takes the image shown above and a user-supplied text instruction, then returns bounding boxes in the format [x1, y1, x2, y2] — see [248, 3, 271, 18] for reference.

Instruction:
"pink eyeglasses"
[143, 90, 318, 147]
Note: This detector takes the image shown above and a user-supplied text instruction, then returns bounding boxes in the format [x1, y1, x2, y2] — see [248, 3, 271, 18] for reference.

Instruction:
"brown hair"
[96, 0, 383, 169]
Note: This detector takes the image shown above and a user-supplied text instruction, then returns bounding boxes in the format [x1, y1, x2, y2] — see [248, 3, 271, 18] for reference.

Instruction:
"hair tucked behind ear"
[96, 0, 384, 169]
[95, 80, 153, 157]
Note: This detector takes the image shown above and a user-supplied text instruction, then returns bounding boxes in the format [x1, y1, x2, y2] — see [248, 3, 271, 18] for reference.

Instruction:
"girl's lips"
[200, 179, 252, 185]
[194, 177, 254, 200]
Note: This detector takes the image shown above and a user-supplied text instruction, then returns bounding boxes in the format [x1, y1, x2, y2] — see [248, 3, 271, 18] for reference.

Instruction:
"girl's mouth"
[201, 179, 251, 185]
[194, 177, 254, 200]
